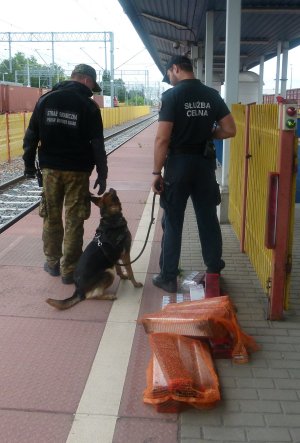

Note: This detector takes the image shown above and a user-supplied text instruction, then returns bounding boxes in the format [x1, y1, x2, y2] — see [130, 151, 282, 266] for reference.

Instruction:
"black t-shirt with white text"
[159, 79, 230, 151]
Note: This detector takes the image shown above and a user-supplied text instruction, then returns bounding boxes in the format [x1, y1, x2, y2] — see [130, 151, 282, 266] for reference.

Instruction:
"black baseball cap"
[72, 63, 102, 93]
[162, 55, 193, 83]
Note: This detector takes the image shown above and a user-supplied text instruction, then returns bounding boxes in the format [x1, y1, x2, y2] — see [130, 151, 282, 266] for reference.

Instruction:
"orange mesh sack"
[139, 296, 259, 363]
[143, 354, 187, 413]
[163, 295, 234, 312]
[139, 296, 234, 338]
[143, 333, 220, 412]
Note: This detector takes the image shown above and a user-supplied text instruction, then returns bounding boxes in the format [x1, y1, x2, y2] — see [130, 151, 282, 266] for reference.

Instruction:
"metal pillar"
[8, 33, 12, 73]
[258, 55, 264, 104]
[280, 41, 289, 98]
[191, 45, 201, 80]
[196, 58, 203, 81]
[110, 32, 114, 107]
[223, 0, 241, 106]
[205, 10, 214, 87]
[49, 33, 55, 88]
[220, 0, 241, 223]
[26, 59, 30, 87]
[275, 41, 281, 100]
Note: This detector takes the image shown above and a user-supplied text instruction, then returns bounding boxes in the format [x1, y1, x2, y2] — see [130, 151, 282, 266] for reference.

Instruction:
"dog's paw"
[133, 282, 143, 288]
[88, 293, 117, 301]
[97, 293, 117, 300]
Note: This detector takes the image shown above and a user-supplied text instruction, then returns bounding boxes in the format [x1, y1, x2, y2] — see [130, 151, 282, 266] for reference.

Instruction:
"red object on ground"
[204, 273, 220, 298]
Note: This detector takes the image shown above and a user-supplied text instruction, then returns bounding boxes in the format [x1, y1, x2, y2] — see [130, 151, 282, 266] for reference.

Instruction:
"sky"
[250, 46, 300, 93]
[0, 0, 163, 89]
[0, 0, 300, 94]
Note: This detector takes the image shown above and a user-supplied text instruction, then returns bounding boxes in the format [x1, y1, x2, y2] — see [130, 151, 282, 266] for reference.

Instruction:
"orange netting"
[140, 295, 259, 413]
[143, 333, 220, 413]
[139, 295, 259, 364]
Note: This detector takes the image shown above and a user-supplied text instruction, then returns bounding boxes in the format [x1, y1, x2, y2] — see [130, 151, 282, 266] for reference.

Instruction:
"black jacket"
[23, 81, 107, 177]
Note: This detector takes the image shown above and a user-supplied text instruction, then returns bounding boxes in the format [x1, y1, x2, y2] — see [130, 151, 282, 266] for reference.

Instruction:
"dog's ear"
[90, 195, 102, 207]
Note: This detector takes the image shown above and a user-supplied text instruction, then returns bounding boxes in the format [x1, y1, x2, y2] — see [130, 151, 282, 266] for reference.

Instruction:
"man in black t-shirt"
[23, 64, 107, 284]
[152, 55, 236, 293]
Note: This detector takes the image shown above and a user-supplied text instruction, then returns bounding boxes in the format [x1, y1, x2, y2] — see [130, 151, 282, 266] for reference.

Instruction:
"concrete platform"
[0, 120, 299, 443]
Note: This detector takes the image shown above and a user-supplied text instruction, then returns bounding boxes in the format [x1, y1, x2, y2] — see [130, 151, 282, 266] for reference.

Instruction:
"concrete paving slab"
[0, 119, 299, 443]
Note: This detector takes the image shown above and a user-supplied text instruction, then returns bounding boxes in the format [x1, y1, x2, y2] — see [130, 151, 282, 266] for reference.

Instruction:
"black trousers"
[159, 154, 224, 280]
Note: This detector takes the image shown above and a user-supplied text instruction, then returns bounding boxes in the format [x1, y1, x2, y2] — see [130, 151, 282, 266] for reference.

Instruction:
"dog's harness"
[95, 233, 103, 247]
[93, 217, 129, 264]
[93, 193, 157, 267]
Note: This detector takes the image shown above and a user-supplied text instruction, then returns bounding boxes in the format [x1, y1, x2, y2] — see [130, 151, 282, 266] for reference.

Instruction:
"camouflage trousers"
[39, 168, 91, 277]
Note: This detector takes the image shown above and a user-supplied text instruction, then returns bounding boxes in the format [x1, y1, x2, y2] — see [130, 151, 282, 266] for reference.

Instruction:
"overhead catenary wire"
[115, 48, 146, 70]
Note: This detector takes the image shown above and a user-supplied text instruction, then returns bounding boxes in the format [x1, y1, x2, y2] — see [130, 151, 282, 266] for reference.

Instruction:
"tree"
[127, 87, 145, 105]
[114, 78, 126, 102]
[0, 52, 66, 88]
[100, 71, 127, 102]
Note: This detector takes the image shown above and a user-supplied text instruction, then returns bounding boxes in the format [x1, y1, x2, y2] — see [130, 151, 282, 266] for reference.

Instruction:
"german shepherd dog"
[46, 188, 143, 310]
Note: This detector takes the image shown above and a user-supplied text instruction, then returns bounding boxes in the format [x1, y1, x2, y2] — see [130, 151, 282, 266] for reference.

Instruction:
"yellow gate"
[229, 103, 297, 319]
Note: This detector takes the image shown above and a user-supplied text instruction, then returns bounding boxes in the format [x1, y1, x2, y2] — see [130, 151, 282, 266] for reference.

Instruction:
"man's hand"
[24, 166, 36, 179]
[152, 175, 164, 194]
[93, 177, 107, 195]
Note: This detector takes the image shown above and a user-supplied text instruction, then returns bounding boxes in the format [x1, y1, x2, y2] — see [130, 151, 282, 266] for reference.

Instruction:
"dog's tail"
[46, 291, 84, 310]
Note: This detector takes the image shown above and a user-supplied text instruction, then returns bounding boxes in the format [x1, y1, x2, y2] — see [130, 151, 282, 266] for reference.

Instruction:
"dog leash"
[120, 192, 157, 266]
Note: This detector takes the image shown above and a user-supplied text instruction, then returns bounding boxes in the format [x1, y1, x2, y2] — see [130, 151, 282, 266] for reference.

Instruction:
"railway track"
[0, 113, 157, 233]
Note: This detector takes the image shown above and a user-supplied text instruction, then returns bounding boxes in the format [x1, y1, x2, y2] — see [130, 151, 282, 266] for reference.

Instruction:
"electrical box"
[191, 45, 199, 59]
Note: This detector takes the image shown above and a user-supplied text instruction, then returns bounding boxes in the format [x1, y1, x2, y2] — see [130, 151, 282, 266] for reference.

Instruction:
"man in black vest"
[152, 55, 236, 293]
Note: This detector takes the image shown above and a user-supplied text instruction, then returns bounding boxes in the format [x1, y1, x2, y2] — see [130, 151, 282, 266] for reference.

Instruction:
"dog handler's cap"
[162, 55, 193, 84]
[72, 63, 102, 93]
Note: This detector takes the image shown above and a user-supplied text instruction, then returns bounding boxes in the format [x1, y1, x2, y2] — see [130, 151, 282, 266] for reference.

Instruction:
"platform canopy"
[118, 0, 300, 82]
